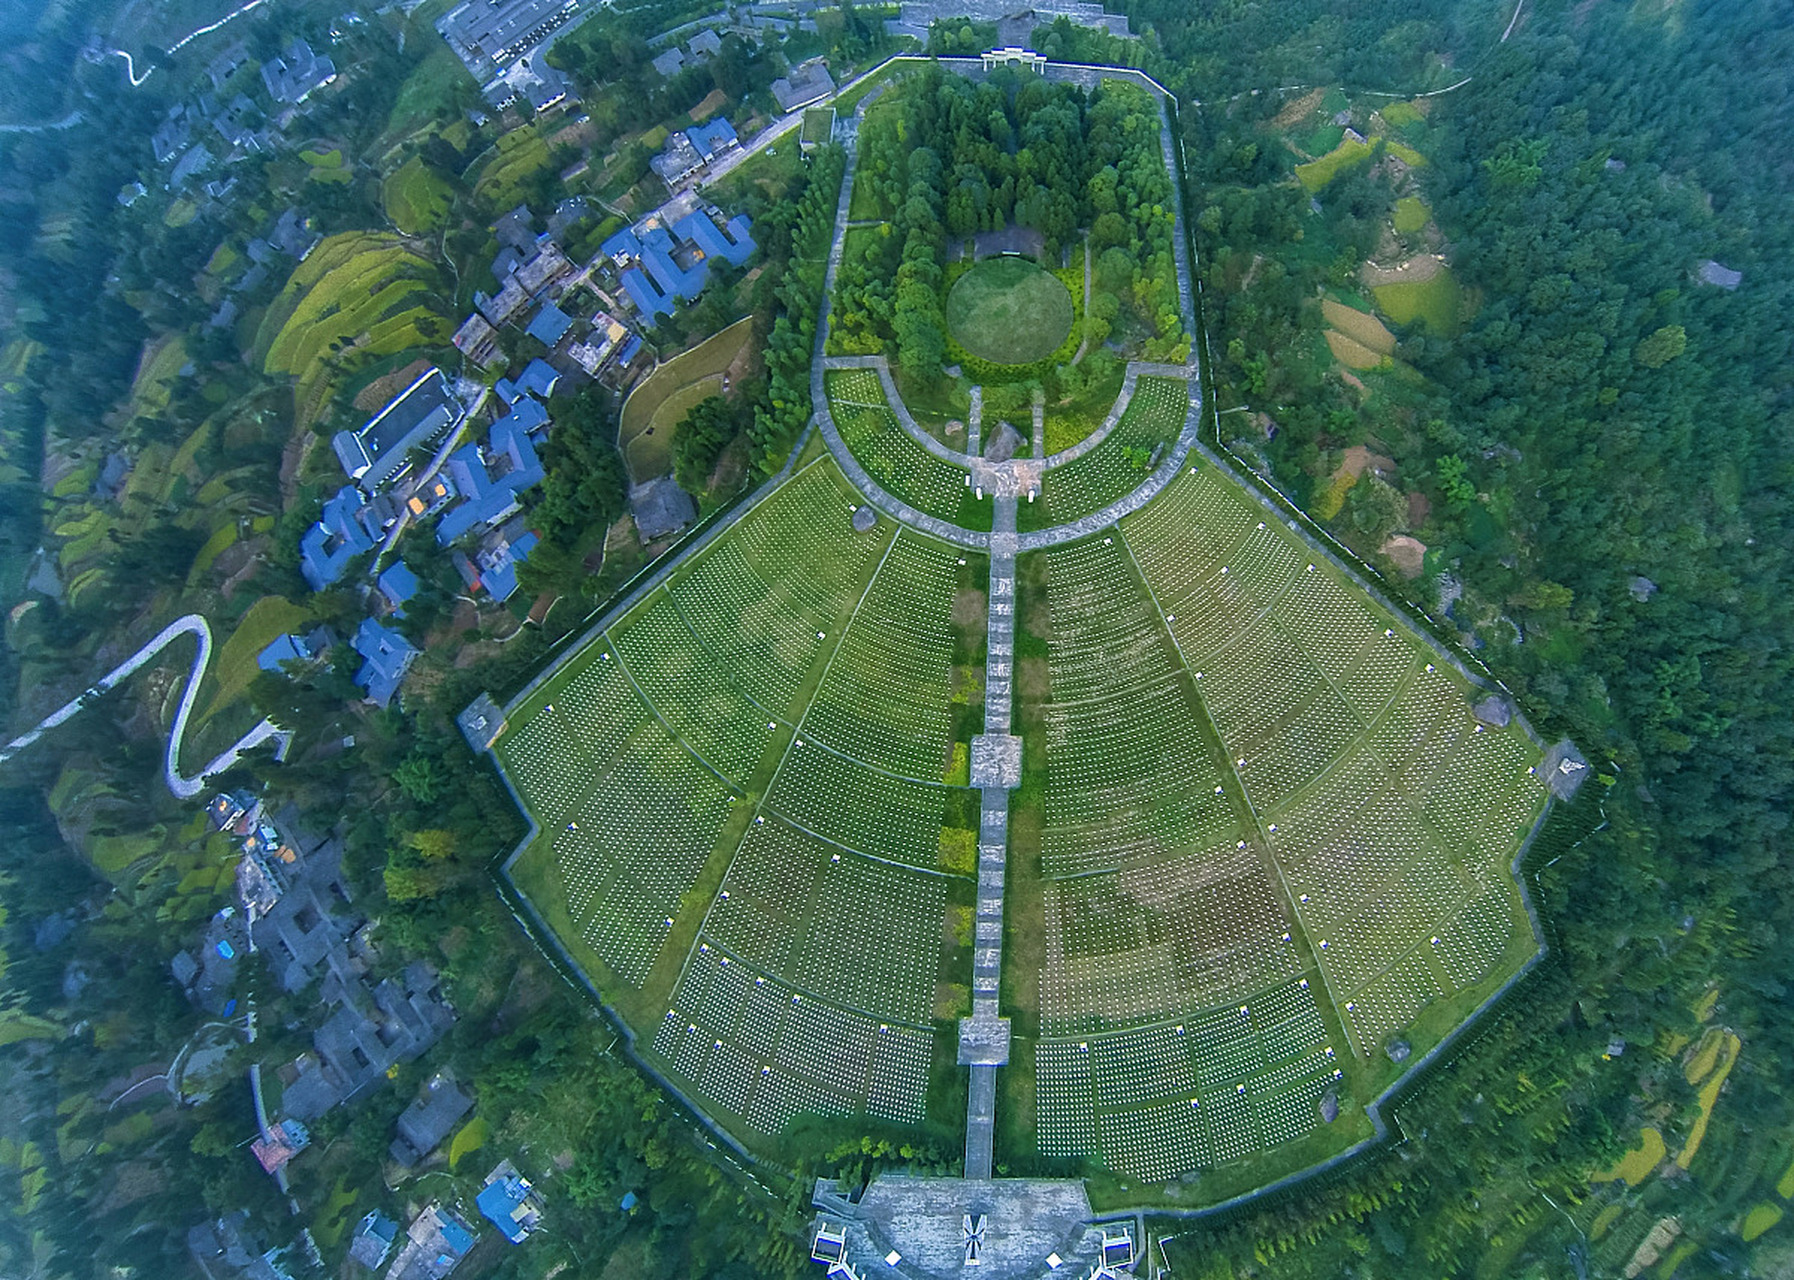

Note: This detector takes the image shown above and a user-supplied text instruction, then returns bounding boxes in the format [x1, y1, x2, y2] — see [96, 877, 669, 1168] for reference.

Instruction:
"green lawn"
[1375, 265, 1462, 335]
[945, 256, 1075, 366]
[618, 318, 755, 482]
[627, 377, 720, 481]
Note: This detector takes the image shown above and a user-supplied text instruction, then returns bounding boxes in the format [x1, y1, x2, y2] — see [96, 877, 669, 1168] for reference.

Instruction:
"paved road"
[0, 614, 291, 798]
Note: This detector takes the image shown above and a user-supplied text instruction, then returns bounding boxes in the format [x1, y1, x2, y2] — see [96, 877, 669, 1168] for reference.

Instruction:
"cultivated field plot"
[827, 368, 984, 524]
[1121, 465, 1549, 1055]
[1018, 537, 1346, 1182]
[1038, 375, 1190, 525]
[501, 460, 984, 1143]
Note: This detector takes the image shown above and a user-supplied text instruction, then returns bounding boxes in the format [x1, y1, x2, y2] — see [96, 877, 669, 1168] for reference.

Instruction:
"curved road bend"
[0, 613, 290, 799]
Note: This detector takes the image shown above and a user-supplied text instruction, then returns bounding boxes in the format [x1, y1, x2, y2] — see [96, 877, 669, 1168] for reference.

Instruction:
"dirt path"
[1360, 252, 1445, 288]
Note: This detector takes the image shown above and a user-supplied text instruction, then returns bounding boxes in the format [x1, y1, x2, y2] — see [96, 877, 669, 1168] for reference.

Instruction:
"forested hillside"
[1161, 0, 1794, 1273]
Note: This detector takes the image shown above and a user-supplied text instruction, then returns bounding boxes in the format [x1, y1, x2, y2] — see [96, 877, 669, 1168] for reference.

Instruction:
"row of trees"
[746, 145, 847, 471]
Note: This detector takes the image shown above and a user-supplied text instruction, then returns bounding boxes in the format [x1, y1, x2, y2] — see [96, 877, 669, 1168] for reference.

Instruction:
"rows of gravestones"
[1040, 375, 1190, 525]
[1121, 465, 1549, 1055]
[826, 371, 974, 523]
[801, 530, 966, 782]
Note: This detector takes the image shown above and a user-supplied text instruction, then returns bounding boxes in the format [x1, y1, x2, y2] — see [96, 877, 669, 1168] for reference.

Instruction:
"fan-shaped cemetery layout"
[499, 460, 990, 1153]
[473, 54, 1561, 1241]
[998, 462, 1551, 1196]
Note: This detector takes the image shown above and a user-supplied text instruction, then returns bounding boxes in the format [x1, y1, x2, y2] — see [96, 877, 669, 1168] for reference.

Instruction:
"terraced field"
[500, 460, 986, 1147]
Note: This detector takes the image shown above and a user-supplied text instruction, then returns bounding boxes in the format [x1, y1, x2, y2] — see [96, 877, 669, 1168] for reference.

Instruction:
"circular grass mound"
[945, 256, 1074, 366]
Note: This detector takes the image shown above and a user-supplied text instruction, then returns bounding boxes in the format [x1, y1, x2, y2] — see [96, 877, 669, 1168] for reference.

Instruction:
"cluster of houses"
[179, 794, 547, 1278]
[603, 202, 757, 320]
[290, 358, 551, 705]
[283, 187, 752, 710]
[146, 36, 340, 193]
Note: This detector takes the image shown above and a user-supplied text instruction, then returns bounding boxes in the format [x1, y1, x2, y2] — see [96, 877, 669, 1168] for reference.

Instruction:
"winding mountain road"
[0, 614, 290, 798]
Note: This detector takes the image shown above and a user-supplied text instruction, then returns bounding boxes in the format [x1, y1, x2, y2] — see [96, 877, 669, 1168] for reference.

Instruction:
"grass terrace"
[1026, 374, 1190, 530]
[1122, 465, 1549, 1061]
[826, 368, 993, 529]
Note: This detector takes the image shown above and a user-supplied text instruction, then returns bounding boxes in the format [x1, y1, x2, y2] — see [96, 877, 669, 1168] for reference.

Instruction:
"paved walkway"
[962, 495, 1021, 1179]
[1017, 381, 1205, 552]
[0, 613, 291, 798]
[968, 385, 983, 456]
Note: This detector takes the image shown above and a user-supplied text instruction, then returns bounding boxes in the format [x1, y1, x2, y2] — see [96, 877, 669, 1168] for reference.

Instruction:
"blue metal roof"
[601, 226, 643, 260]
[687, 117, 738, 160]
[351, 618, 417, 708]
[481, 530, 538, 603]
[377, 561, 420, 608]
[675, 210, 756, 267]
[620, 267, 669, 318]
[525, 301, 574, 347]
[476, 1176, 532, 1244]
[517, 358, 559, 400]
[299, 486, 376, 591]
[258, 633, 312, 673]
[436, 411, 545, 546]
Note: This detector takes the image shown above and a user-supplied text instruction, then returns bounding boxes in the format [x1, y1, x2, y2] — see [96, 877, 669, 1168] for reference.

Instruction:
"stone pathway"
[1030, 393, 1045, 457]
[1017, 380, 1205, 552]
[967, 385, 983, 456]
[961, 494, 1021, 1180]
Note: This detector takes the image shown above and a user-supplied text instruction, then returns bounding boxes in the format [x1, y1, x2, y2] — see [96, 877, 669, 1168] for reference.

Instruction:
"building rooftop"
[378, 562, 421, 609]
[526, 300, 574, 346]
[630, 476, 697, 538]
[437, 403, 547, 545]
[688, 117, 739, 161]
[475, 1160, 544, 1243]
[351, 618, 418, 708]
[348, 1211, 399, 1270]
[299, 486, 377, 590]
[258, 632, 318, 674]
[262, 38, 338, 105]
[391, 1074, 476, 1167]
[771, 59, 835, 112]
[1698, 258, 1742, 290]
[439, 0, 586, 70]
[332, 368, 458, 493]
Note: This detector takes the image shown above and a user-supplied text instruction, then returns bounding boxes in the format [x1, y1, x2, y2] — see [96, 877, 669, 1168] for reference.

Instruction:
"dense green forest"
[834, 67, 1186, 376]
[1157, 0, 1794, 1273]
[1, 0, 1792, 1274]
